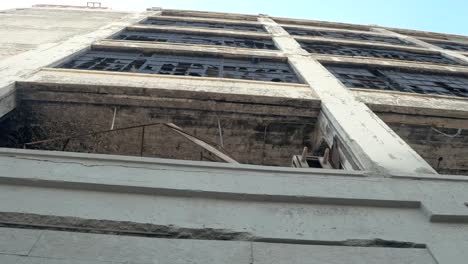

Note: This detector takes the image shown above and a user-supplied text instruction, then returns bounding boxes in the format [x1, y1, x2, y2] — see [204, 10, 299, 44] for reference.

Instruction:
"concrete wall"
[0, 7, 150, 118]
[0, 7, 468, 264]
[0, 8, 129, 60]
[0, 149, 467, 263]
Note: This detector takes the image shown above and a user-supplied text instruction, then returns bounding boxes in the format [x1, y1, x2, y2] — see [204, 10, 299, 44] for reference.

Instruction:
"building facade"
[0, 4, 467, 264]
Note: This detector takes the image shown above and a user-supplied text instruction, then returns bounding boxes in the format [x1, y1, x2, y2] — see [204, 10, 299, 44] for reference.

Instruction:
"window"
[286, 27, 413, 46]
[326, 64, 468, 97]
[141, 18, 266, 32]
[59, 50, 300, 83]
[115, 30, 277, 50]
[300, 42, 461, 65]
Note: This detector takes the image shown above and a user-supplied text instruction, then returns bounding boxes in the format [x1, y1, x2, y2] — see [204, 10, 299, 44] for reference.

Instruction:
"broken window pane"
[114, 30, 277, 50]
[142, 18, 266, 32]
[325, 64, 468, 97]
[286, 27, 413, 46]
[59, 50, 300, 83]
[300, 42, 462, 65]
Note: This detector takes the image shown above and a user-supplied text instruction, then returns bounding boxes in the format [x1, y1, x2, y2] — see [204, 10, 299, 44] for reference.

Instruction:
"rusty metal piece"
[163, 123, 239, 164]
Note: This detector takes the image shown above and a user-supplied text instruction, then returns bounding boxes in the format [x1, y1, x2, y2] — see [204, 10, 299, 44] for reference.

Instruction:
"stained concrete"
[0, 7, 151, 118]
[0, 8, 129, 60]
[1, 6, 468, 264]
[260, 16, 437, 175]
[0, 228, 438, 264]
[0, 73, 320, 166]
[0, 150, 466, 263]
[252, 243, 436, 264]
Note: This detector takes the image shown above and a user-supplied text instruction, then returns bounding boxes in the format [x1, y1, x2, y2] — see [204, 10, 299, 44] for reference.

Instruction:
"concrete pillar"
[259, 17, 437, 175]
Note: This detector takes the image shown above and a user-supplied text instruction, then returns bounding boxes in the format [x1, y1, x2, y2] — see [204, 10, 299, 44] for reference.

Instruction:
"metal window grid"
[300, 42, 462, 65]
[286, 28, 413, 46]
[59, 50, 300, 83]
[115, 30, 277, 50]
[326, 65, 468, 97]
[142, 18, 266, 33]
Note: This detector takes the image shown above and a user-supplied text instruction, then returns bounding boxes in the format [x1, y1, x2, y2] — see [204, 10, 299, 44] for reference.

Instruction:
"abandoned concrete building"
[0, 3, 468, 263]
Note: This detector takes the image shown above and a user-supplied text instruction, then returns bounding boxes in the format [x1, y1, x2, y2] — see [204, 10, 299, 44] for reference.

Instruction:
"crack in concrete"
[0, 212, 426, 248]
[6, 156, 229, 175]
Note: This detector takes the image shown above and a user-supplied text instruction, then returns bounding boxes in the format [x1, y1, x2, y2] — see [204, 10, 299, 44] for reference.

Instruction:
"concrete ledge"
[92, 39, 286, 59]
[272, 17, 372, 32]
[352, 89, 468, 119]
[296, 36, 433, 53]
[146, 15, 264, 26]
[0, 148, 467, 210]
[19, 68, 318, 107]
[280, 24, 392, 36]
[383, 26, 468, 42]
[126, 24, 272, 39]
[0, 228, 438, 264]
[316, 54, 468, 73]
[161, 9, 259, 21]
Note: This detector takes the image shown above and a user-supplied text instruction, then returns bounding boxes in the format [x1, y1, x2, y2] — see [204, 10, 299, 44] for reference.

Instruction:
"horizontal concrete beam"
[272, 17, 372, 32]
[296, 36, 434, 53]
[92, 39, 285, 59]
[279, 23, 391, 36]
[0, 149, 467, 263]
[0, 228, 438, 264]
[372, 28, 468, 65]
[19, 68, 317, 106]
[160, 9, 259, 21]
[352, 89, 468, 119]
[0, 148, 467, 217]
[316, 54, 468, 73]
[146, 14, 264, 26]
[417, 36, 468, 45]
[126, 25, 271, 38]
[381, 26, 468, 42]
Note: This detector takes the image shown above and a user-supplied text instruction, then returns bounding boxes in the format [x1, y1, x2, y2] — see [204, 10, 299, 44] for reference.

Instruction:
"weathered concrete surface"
[0, 228, 252, 264]
[315, 53, 468, 73]
[253, 243, 436, 264]
[0, 149, 466, 263]
[0, 228, 42, 255]
[0, 7, 150, 118]
[372, 28, 468, 65]
[260, 17, 437, 175]
[92, 39, 284, 59]
[0, 148, 467, 220]
[20, 69, 317, 104]
[0, 8, 129, 60]
[0, 228, 437, 264]
[353, 89, 468, 120]
[350, 90, 468, 174]
[0, 71, 320, 166]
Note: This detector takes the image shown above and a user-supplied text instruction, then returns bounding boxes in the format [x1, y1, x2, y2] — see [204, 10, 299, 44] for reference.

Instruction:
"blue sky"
[1, 0, 467, 36]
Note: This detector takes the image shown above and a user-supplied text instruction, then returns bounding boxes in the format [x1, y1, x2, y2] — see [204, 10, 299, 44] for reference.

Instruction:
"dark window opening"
[427, 40, 468, 52]
[114, 30, 277, 50]
[141, 18, 266, 32]
[286, 28, 413, 46]
[325, 64, 468, 98]
[58, 50, 300, 83]
[300, 42, 462, 65]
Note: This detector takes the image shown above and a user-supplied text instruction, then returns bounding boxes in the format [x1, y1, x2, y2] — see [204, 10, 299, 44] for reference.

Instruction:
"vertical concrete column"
[372, 28, 468, 65]
[259, 17, 437, 175]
